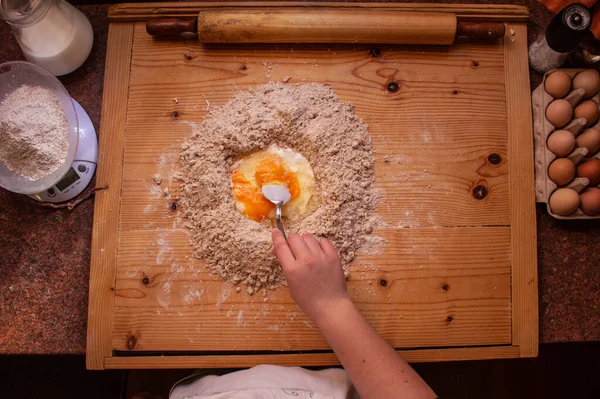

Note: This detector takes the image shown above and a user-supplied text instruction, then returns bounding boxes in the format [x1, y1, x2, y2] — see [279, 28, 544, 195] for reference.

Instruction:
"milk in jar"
[0, 0, 93, 76]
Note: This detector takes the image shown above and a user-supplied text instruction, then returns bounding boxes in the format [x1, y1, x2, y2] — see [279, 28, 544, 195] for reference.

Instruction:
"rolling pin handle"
[456, 22, 506, 42]
[146, 18, 197, 39]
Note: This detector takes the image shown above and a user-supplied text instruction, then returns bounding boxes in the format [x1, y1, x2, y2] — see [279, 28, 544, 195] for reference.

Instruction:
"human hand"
[272, 229, 351, 323]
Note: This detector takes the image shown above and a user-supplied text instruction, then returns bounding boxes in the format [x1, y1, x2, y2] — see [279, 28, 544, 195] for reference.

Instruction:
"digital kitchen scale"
[28, 99, 98, 203]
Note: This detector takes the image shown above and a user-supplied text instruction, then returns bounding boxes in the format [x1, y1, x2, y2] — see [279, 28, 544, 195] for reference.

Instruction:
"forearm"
[271, 230, 434, 398]
[314, 298, 436, 399]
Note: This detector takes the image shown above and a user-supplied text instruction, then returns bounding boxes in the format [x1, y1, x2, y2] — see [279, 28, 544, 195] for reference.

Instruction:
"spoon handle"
[275, 204, 287, 240]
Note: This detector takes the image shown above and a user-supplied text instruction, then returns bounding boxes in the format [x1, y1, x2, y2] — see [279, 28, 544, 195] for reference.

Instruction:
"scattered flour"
[236, 310, 246, 327]
[181, 284, 205, 307]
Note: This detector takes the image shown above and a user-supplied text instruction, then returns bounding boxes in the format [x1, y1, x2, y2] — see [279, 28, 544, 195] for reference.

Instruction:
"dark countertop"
[0, 1, 599, 355]
[0, 5, 108, 354]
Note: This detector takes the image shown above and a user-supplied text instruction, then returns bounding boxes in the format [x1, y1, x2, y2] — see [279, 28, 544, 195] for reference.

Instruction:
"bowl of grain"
[0, 61, 78, 194]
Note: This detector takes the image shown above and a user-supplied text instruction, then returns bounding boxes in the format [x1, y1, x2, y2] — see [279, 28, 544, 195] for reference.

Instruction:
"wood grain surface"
[87, 3, 537, 369]
[113, 227, 511, 351]
[113, 22, 513, 352]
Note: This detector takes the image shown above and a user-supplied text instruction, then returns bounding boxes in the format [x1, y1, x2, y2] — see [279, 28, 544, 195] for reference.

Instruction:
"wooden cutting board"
[86, 2, 537, 370]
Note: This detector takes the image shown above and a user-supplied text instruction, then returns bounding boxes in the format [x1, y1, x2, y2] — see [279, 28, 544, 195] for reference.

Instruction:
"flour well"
[180, 83, 378, 294]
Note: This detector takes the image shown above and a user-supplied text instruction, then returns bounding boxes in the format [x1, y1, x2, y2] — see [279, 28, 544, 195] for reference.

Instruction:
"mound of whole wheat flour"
[0, 85, 69, 181]
[180, 83, 378, 294]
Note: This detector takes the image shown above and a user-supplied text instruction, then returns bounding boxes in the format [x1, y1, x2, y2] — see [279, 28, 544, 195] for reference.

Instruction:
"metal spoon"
[261, 184, 291, 239]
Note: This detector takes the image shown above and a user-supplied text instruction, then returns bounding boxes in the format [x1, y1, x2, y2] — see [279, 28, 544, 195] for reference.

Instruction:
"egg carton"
[532, 68, 600, 219]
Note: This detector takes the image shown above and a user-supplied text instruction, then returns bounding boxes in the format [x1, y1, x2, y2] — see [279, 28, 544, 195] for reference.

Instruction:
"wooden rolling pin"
[146, 9, 506, 45]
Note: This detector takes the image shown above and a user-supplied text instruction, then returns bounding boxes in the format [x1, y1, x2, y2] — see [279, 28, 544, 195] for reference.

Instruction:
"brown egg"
[546, 130, 576, 156]
[544, 71, 571, 99]
[548, 158, 575, 185]
[546, 99, 573, 127]
[576, 158, 600, 186]
[576, 128, 600, 155]
[579, 187, 600, 216]
[549, 188, 580, 216]
[572, 69, 600, 99]
[573, 100, 600, 127]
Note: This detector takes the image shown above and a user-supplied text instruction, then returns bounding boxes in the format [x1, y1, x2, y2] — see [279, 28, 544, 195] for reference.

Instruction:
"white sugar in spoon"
[261, 184, 291, 240]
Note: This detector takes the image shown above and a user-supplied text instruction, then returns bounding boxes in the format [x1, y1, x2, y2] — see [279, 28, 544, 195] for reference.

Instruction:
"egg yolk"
[231, 155, 300, 221]
[231, 173, 274, 221]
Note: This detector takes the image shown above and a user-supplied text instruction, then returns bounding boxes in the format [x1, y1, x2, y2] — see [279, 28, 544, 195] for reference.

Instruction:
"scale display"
[55, 167, 80, 192]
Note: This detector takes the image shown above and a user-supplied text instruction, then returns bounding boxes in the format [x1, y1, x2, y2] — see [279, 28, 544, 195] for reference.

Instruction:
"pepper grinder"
[529, 3, 591, 73]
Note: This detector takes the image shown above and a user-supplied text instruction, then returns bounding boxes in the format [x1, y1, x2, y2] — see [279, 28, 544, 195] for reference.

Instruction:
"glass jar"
[0, 0, 93, 76]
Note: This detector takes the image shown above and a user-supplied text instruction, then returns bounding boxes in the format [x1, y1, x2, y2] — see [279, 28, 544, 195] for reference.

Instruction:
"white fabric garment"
[170, 365, 358, 399]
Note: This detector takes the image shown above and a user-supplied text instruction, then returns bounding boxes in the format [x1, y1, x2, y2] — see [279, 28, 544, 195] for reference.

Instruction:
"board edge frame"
[108, 2, 529, 22]
[86, 22, 136, 370]
[90, 9, 538, 370]
[503, 23, 539, 358]
[104, 345, 522, 369]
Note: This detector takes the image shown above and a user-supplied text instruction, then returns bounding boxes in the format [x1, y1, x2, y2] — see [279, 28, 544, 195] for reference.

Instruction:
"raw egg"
[549, 188, 580, 216]
[575, 128, 600, 155]
[546, 99, 573, 128]
[572, 69, 600, 99]
[230, 145, 315, 222]
[576, 158, 600, 186]
[548, 158, 575, 186]
[546, 130, 575, 157]
[544, 71, 571, 99]
[579, 187, 600, 216]
[573, 100, 600, 127]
